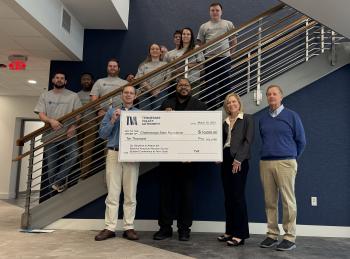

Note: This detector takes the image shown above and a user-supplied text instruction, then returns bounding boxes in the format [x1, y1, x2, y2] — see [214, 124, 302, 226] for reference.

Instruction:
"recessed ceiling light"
[28, 80, 37, 84]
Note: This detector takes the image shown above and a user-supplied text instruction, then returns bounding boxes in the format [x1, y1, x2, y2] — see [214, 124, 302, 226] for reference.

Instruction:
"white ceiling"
[0, 0, 129, 96]
[61, 0, 127, 29]
[0, 0, 70, 96]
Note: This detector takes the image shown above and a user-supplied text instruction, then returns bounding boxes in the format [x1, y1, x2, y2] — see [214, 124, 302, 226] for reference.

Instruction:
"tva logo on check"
[126, 116, 138, 126]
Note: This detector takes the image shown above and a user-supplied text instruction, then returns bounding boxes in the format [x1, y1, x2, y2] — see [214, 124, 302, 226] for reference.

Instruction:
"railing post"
[247, 52, 251, 93]
[305, 19, 310, 62]
[320, 25, 325, 54]
[331, 30, 336, 66]
[184, 58, 189, 79]
[254, 18, 263, 106]
[21, 138, 35, 229]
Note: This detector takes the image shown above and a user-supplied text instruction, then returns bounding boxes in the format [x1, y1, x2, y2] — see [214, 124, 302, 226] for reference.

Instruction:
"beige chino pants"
[260, 159, 297, 242]
[105, 150, 139, 231]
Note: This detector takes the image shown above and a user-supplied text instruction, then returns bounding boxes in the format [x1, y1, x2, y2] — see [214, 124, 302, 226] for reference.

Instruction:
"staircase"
[15, 3, 348, 230]
[281, 0, 350, 39]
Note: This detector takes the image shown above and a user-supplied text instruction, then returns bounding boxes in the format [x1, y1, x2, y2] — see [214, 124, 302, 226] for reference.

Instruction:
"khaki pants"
[78, 121, 98, 178]
[105, 150, 139, 231]
[260, 159, 297, 242]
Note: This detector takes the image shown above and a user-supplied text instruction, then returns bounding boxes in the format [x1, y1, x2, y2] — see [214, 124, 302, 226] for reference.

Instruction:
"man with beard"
[153, 78, 206, 241]
[77, 73, 96, 179]
[90, 58, 128, 116]
[34, 71, 82, 193]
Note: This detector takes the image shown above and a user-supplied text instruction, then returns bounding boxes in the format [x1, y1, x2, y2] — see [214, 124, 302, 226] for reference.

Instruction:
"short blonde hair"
[266, 85, 283, 96]
[223, 93, 243, 114]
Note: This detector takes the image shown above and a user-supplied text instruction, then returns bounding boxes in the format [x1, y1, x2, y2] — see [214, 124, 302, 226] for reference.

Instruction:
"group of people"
[33, 2, 306, 252]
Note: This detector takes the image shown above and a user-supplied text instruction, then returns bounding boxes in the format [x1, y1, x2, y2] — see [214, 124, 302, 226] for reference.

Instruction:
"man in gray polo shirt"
[197, 2, 237, 108]
[34, 71, 82, 193]
[90, 58, 128, 117]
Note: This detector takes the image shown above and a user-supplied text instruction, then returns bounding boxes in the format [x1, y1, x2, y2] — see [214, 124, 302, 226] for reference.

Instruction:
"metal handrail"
[16, 3, 286, 148]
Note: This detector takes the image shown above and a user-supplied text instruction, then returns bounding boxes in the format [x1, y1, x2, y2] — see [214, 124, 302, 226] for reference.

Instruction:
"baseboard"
[45, 219, 350, 238]
[0, 192, 15, 199]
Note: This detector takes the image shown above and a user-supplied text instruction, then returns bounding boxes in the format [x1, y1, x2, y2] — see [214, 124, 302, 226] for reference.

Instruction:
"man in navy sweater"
[259, 85, 306, 251]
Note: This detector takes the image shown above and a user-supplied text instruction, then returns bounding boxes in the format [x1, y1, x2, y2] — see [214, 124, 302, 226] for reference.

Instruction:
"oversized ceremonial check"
[119, 111, 222, 162]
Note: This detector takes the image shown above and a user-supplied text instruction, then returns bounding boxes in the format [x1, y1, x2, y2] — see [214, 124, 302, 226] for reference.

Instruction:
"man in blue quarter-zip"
[259, 85, 306, 251]
[95, 85, 140, 242]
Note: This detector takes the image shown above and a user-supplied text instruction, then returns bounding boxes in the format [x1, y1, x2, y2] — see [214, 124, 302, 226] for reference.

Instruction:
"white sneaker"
[52, 184, 66, 193]
[51, 184, 59, 192]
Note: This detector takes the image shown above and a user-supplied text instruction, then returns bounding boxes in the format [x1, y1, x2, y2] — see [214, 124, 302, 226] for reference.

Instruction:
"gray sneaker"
[260, 237, 278, 248]
[276, 239, 296, 251]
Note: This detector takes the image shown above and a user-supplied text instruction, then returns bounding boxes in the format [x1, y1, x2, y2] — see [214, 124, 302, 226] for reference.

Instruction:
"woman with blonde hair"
[217, 92, 255, 246]
[135, 43, 169, 110]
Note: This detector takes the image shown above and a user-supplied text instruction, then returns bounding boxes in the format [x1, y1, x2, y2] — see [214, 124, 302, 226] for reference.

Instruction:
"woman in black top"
[218, 93, 255, 246]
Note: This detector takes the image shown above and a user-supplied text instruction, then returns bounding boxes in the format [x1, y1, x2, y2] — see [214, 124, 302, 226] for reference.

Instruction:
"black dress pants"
[221, 148, 250, 239]
[158, 162, 194, 232]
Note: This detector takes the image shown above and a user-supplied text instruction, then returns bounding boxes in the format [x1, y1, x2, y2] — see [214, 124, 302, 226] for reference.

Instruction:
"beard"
[82, 85, 93, 91]
[53, 83, 66, 89]
[176, 91, 191, 101]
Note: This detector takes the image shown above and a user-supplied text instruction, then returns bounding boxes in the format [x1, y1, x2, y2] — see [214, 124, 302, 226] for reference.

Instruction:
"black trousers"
[221, 148, 250, 239]
[158, 162, 194, 232]
[202, 56, 232, 108]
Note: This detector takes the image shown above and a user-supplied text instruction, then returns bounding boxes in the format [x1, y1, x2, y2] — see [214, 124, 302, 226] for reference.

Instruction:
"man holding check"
[153, 78, 207, 241]
[95, 85, 140, 241]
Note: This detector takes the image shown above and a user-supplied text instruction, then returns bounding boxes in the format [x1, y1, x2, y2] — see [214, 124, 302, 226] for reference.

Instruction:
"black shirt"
[161, 95, 207, 111]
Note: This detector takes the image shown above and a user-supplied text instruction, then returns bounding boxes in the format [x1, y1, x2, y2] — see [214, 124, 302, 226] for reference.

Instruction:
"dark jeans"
[221, 148, 250, 239]
[45, 137, 79, 186]
[158, 162, 194, 232]
[202, 56, 232, 108]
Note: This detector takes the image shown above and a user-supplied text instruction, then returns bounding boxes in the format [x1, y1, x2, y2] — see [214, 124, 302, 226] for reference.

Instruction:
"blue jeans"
[45, 137, 79, 186]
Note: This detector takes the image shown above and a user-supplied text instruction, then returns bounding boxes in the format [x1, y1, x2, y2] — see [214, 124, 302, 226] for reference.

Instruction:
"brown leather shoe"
[122, 229, 139, 240]
[95, 229, 116, 241]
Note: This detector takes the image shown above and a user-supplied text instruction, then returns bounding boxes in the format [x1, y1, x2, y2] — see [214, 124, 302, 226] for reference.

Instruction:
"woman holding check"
[218, 93, 254, 246]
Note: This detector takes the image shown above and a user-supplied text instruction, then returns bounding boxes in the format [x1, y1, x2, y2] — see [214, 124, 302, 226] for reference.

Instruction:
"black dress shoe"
[217, 234, 233, 242]
[94, 229, 116, 241]
[227, 238, 245, 246]
[153, 228, 173, 240]
[178, 230, 190, 241]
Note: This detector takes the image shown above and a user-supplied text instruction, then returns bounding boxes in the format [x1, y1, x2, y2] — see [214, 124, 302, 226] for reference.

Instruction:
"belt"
[108, 147, 119, 151]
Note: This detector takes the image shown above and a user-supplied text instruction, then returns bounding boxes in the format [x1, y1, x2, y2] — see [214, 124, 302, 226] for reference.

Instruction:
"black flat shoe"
[217, 235, 232, 242]
[227, 238, 245, 246]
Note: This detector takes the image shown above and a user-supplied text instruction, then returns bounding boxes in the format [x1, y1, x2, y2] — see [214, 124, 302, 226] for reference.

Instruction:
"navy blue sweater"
[259, 107, 306, 160]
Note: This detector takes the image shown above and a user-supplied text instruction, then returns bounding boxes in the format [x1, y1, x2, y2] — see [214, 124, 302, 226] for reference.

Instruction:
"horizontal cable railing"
[15, 3, 346, 229]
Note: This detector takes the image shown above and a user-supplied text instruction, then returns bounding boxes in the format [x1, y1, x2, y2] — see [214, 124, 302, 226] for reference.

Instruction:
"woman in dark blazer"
[217, 93, 255, 246]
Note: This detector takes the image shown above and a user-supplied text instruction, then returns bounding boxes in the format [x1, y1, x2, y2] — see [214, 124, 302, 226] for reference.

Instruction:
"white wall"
[0, 95, 38, 199]
[111, 0, 130, 29]
[18, 121, 44, 193]
[9, 0, 84, 60]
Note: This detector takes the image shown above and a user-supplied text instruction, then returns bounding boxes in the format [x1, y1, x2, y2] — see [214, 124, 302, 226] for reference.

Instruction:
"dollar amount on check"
[119, 111, 223, 162]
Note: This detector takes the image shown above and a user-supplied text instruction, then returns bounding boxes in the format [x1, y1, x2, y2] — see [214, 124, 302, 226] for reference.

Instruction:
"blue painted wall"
[54, 0, 349, 226]
[67, 65, 350, 227]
